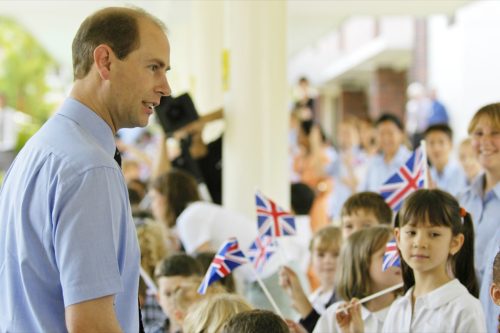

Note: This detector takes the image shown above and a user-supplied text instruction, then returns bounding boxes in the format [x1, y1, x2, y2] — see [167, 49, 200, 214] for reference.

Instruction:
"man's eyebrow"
[149, 58, 170, 71]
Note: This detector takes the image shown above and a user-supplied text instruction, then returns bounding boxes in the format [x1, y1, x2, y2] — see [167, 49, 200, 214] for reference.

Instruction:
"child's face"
[425, 131, 452, 167]
[377, 121, 403, 157]
[458, 143, 482, 179]
[311, 243, 340, 287]
[157, 276, 185, 324]
[369, 244, 402, 291]
[395, 222, 463, 277]
[341, 210, 380, 239]
[490, 282, 500, 306]
[149, 189, 167, 223]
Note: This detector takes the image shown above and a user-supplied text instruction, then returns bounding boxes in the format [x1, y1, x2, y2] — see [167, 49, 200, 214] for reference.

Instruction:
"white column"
[223, 1, 289, 216]
[190, 0, 224, 114]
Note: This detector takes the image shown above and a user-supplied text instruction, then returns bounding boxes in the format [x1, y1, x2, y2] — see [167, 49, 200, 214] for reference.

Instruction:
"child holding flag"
[337, 190, 486, 332]
[314, 226, 402, 333]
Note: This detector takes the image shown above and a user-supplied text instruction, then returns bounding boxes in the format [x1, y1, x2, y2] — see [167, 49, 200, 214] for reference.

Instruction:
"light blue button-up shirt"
[0, 98, 140, 332]
[429, 159, 467, 197]
[459, 173, 500, 281]
[362, 145, 412, 192]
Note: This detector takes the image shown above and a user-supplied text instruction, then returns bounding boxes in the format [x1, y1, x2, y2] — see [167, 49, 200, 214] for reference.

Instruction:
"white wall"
[428, 1, 500, 145]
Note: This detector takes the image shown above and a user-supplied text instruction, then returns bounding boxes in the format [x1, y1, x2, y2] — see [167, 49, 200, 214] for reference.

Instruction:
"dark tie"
[114, 148, 122, 168]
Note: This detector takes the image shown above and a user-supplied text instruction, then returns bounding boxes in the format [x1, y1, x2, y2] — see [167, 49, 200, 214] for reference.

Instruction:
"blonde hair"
[309, 225, 342, 253]
[182, 293, 252, 333]
[136, 221, 168, 298]
[335, 226, 393, 300]
[467, 103, 500, 134]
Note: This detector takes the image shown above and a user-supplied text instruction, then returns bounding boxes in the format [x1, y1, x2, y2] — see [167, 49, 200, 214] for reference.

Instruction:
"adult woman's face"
[470, 116, 500, 173]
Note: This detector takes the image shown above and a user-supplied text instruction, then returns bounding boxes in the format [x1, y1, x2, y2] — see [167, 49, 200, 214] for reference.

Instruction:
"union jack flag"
[255, 191, 296, 237]
[197, 238, 248, 294]
[379, 146, 426, 212]
[382, 238, 401, 271]
[247, 234, 278, 272]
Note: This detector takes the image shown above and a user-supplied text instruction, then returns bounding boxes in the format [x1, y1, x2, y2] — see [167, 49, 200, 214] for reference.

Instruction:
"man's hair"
[221, 309, 289, 333]
[291, 182, 315, 215]
[72, 6, 166, 80]
[494, 251, 500, 285]
[154, 253, 202, 279]
[424, 123, 453, 141]
[341, 192, 392, 225]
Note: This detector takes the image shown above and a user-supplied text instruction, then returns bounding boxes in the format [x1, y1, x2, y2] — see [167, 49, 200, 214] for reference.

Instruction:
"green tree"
[0, 16, 59, 150]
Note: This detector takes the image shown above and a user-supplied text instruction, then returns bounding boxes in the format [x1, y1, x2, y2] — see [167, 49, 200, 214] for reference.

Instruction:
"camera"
[155, 93, 199, 134]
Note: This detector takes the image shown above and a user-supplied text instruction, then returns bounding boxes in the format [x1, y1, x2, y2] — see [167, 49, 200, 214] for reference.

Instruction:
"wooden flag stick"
[251, 267, 284, 318]
[335, 282, 404, 314]
[140, 266, 158, 295]
[420, 139, 429, 189]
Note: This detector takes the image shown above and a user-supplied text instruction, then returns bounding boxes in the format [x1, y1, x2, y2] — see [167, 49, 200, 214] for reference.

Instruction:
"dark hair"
[291, 182, 315, 215]
[494, 251, 500, 285]
[375, 113, 404, 132]
[424, 123, 453, 141]
[72, 7, 165, 79]
[221, 309, 289, 333]
[394, 189, 478, 296]
[152, 168, 200, 227]
[154, 253, 203, 279]
[341, 192, 392, 225]
[195, 251, 236, 293]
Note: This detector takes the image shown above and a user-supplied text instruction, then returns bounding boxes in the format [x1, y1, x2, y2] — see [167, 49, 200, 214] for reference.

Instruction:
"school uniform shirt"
[459, 173, 500, 281]
[313, 301, 390, 333]
[0, 98, 140, 332]
[383, 279, 486, 333]
[362, 145, 411, 192]
[429, 159, 467, 197]
[479, 234, 500, 333]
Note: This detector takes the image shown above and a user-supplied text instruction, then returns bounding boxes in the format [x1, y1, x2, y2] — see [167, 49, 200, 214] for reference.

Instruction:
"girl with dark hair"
[387, 189, 485, 332]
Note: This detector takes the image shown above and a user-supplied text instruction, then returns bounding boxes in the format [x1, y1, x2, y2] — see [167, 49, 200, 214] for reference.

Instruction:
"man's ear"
[93, 44, 113, 80]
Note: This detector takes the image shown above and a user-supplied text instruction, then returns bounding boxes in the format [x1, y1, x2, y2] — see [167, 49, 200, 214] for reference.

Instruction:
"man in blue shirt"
[0, 7, 171, 332]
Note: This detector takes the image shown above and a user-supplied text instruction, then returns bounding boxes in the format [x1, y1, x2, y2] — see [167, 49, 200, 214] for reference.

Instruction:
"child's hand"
[336, 298, 364, 333]
[285, 319, 308, 333]
[278, 266, 312, 318]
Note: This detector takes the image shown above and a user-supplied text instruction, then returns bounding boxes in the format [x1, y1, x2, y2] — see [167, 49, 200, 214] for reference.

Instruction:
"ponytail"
[451, 211, 478, 297]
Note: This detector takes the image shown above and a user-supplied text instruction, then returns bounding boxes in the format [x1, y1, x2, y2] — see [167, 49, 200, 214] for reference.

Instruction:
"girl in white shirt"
[339, 189, 487, 333]
[313, 226, 402, 333]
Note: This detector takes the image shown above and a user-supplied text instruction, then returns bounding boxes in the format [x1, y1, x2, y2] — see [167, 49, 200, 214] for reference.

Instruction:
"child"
[182, 293, 253, 333]
[279, 226, 342, 332]
[222, 309, 289, 333]
[152, 253, 204, 333]
[457, 138, 482, 186]
[424, 124, 467, 196]
[314, 226, 402, 333]
[386, 189, 485, 331]
[491, 251, 500, 331]
[340, 192, 392, 239]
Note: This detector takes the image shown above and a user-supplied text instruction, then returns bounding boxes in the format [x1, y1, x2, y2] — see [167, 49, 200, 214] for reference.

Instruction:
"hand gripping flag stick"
[335, 282, 404, 314]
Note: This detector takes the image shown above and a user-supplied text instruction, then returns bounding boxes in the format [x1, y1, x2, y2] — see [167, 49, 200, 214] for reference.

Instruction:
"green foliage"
[0, 16, 59, 126]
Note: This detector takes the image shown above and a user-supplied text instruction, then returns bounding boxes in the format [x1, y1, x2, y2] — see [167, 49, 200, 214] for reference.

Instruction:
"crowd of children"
[119, 101, 499, 332]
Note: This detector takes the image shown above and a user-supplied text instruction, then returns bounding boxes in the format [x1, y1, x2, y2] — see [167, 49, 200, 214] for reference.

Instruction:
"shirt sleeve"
[299, 309, 321, 333]
[53, 167, 129, 307]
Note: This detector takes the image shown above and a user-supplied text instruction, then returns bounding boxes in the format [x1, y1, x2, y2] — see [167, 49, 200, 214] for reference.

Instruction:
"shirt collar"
[56, 97, 116, 157]
[469, 172, 500, 199]
[401, 279, 465, 310]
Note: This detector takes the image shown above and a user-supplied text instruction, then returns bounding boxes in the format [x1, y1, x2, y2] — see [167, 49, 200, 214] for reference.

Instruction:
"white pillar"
[223, 1, 289, 216]
[190, 0, 224, 114]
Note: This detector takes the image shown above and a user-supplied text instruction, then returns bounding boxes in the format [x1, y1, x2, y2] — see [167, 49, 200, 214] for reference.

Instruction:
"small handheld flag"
[198, 238, 247, 294]
[382, 238, 401, 272]
[247, 235, 277, 272]
[255, 191, 296, 237]
[379, 146, 426, 212]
